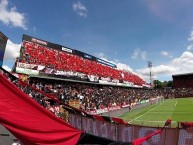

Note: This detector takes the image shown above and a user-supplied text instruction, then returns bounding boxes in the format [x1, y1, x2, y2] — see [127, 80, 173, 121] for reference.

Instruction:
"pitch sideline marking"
[149, 111, 193, 113]
[128, 100, 166, 123]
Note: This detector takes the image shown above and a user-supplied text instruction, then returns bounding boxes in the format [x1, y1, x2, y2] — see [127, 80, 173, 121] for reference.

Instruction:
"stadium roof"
[172, 72, 193, 77]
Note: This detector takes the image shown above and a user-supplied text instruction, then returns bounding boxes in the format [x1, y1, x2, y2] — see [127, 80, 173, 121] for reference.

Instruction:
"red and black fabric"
[0, 73, 82, 145]
[77, 133, 133, 145]
[111, 117, 128, 125]
[180, 122, 193, 128]
[92, 114, 105, 122]
[101, 115, 112, 123]
[132, 119, 172, 145]
[132, 129, 162, 145]
[84, 113, 94, 119]
[162, 119, 172, 129]
[63, 106, 82, 115]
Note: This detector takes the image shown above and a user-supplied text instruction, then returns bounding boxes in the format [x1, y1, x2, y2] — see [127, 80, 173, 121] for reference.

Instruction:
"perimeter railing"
[68, 113, 193, 145]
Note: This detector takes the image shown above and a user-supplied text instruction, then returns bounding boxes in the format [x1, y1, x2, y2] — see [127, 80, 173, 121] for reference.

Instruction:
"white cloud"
[160, 50, 173, 58]
[116, 63, 133, 72]
[141, 51, 147, 60]
[137, 65, 176, 77]
[131, 48, 139, 59]
[131, 48, 147, 60]
[2, 65, 11, 71]
[161, 50, 168, 56]
[72, 1, 87, 17]
[0, 0, 27, 29]
[187, 44, 193, 51]
[188, 29, 193, 41]
[94, 52, 106, 60]
[3, 39, 20, 61]
[136, 51, 193, 82]
[171, 51, 193, 74]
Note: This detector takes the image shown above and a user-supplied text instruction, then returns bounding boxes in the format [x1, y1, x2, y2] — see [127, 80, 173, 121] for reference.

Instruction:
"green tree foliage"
[153, 80, 173, 89]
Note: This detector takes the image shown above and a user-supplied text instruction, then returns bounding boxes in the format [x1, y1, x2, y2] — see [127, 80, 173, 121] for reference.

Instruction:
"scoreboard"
[0, 32, 8, 67]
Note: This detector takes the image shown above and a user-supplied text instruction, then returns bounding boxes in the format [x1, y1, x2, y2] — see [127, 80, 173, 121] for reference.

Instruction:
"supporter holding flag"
[132, 119, 172, 145]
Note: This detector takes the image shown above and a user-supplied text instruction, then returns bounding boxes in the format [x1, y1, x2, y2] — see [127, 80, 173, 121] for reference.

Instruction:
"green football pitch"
[118, 98, 193, 128]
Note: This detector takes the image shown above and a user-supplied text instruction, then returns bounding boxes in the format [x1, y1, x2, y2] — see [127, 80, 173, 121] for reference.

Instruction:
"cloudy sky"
[1, 0, 193, 82]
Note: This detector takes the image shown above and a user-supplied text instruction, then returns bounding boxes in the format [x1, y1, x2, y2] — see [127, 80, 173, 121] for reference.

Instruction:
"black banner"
[74, 49, 117, 68]
[73, 49, 95, 60]
[96, 58, 116, 68]
[22, 34, 73, 53]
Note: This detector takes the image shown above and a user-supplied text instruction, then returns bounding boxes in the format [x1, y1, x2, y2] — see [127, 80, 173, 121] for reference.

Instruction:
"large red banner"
[0, 74, 82, 145]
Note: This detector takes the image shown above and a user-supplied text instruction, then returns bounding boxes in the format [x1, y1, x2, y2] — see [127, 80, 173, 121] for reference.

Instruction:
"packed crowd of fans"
[1, 67, 193, 117]
[18, 41, 145, 85]
[173, 88, 193, 97]
[173, 78, 193, 88]
[18, 77, 171, 111]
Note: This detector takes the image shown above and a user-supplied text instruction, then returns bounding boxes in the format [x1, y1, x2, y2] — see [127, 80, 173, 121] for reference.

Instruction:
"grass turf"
[118, 98, 193, 127]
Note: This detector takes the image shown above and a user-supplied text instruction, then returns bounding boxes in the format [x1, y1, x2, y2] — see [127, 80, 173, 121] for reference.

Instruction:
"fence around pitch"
[69, 114, 193, 145]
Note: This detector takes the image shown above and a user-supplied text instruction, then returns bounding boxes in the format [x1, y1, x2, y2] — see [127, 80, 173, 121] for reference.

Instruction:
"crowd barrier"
[69, 114, 193, 145]
[86, 98, 161, 117]
[100, 102, 154, 117]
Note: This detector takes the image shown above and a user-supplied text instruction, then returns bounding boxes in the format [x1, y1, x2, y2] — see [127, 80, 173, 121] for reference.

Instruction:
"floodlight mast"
[148, 61, 152, 85]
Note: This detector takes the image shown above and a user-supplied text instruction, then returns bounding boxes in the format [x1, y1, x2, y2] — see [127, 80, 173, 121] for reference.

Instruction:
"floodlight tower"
[148, 61, 152, 85]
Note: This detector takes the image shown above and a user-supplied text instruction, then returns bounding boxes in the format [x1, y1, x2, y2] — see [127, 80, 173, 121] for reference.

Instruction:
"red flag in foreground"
[0, 74, 82, 145]
[132, 129, 161, 145]
[132, 119, 172, 145]
[163, 119, 172, 128]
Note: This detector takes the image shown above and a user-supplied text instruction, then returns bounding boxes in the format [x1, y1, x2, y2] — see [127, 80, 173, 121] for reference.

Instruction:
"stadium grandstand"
[173, 73, 193, 89]
[1, 33, 193, 145]
[13, 34, 146, 87]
